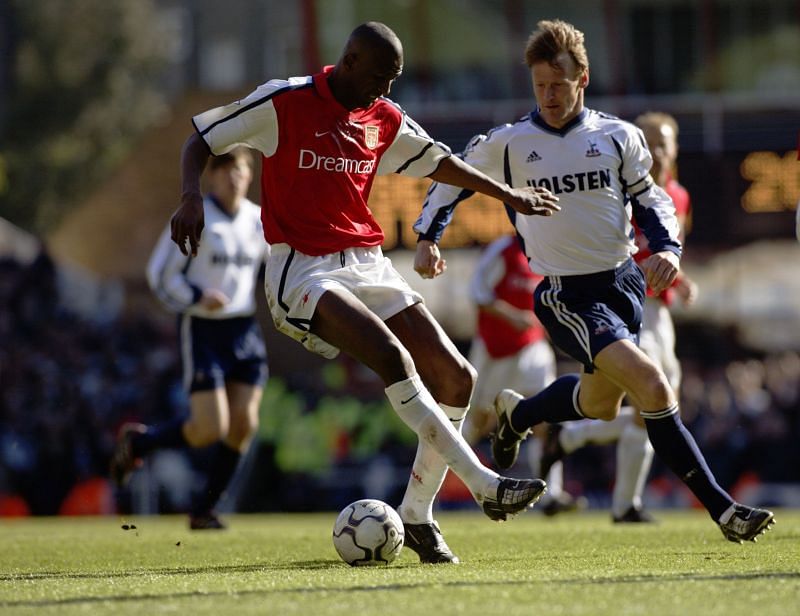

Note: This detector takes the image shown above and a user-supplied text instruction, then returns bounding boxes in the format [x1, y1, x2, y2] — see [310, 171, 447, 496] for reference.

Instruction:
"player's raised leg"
[311, 290, 546, 524]
[593, 339, 775, 542]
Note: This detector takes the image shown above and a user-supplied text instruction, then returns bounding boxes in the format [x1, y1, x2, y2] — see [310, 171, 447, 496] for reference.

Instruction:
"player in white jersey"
[796, 198, 800, 241]
[111, 147, 269, 530]
[414, 20, 774, 543]
[538, 112, 700, 523]
[170, 23, 560, 562]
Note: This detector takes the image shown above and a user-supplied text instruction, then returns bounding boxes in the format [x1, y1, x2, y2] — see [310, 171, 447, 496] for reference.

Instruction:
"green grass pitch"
[1, 510, 797, 615]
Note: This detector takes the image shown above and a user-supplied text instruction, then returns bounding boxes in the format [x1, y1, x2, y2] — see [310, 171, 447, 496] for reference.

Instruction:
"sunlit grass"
[0, 510, 797, 616]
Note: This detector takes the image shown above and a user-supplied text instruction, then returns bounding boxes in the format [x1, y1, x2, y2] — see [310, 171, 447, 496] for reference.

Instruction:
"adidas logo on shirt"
[526, 150, 542, 163]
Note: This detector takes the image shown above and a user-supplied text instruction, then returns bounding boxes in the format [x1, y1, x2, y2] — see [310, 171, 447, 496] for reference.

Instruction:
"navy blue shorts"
[179, 315, 268, 393]
[534, 258, 645, 373]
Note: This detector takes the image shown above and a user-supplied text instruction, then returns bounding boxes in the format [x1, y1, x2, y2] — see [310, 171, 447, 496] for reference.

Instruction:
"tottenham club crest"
[364, 125, 379, 149]
[585, 139, 601, 157]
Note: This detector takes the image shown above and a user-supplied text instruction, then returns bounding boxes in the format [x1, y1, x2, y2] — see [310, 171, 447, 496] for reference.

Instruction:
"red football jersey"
[474, 236, 546, 358]
[193, 66, 450, 256]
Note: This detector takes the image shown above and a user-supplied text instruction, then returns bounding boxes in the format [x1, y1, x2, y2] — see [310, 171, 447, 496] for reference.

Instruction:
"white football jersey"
[147, 196, 268, 318]
[415, 108, 681, 276]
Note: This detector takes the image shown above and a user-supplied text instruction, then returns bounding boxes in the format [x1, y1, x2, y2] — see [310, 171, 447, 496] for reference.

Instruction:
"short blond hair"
[634, 111, 679, 137]
[524, 19, 588, 73]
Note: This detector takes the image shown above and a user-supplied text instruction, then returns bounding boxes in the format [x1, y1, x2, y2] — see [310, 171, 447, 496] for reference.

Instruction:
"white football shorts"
[264, 243, 423, 358]
[638, 297, 681, 391]
[468, 337, 557, 412]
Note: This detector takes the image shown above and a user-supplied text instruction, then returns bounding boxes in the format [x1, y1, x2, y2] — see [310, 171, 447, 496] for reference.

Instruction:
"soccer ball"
[332, 499, 404, 566]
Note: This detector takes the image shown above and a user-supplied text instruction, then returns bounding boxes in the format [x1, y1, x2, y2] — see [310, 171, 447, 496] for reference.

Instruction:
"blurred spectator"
[0, 250, 184, 515]
[795, 199, 799, 241]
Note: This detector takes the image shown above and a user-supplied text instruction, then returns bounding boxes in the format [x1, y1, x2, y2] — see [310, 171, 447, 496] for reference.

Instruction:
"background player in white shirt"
[170, 22, 560, 563]
[415, 19, 774, 543]
[111, 147, 268, 530]
[796, 198, 799, 241]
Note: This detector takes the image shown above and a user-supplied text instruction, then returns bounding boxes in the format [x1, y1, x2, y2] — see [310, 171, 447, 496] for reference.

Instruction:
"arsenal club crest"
[364, 125, 379, 149]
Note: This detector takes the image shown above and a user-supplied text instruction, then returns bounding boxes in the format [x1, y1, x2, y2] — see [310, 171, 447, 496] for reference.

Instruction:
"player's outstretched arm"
[429, 156, 559, 216]
[171, 132, 211, 256]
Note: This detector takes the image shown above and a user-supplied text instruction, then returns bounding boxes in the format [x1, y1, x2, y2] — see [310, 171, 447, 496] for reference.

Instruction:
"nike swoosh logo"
[400, 391, 421, 405]
[314, 130, 329, 137]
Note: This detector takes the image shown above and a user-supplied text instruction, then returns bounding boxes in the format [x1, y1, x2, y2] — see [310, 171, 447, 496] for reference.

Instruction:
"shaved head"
[346, 22, 403, 61]
[329, 22, 404, 110]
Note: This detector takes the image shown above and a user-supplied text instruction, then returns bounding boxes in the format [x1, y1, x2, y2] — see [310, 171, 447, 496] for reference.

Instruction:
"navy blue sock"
[642, 405, 733, 520]
[510, 374, 583, 432]
[192, 442, 242, 515]
[130, 417, 188, 457]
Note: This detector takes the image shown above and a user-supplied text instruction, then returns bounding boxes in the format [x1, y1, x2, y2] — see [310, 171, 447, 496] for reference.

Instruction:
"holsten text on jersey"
[526, 169, 611, 194]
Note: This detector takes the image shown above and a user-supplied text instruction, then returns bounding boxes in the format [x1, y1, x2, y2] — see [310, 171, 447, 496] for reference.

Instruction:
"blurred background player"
[415, 19, 774, 543]
[539, 111, 699, 523]
[796, 197, 799, 241]
[110, 146, 269, 530]
[463, 234, 584, 515]
[169, 22, 559, 563]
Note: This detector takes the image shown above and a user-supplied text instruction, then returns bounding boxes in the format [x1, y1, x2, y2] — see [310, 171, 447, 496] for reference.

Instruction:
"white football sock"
[398, 403, 466, 524]
[386, 376, 497, 507]
[560, 407, 634, 453]
[611, 422, 654, 517]
[545, 461, 564, 499]
[525, 438, 543, 477]
[524, 438, 563, 501]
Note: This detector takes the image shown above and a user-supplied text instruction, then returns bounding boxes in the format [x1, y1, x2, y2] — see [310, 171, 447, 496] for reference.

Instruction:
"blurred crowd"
[0, 251, 185, 515]
[1, 250, 799, 516]
[561, 352, 800, 510]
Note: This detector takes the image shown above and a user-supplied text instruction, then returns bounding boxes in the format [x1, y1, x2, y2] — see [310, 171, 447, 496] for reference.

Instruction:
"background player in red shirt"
[465, 235, 554, 443]
[464, 235, 585, 516]
[169, 22, 560, 564]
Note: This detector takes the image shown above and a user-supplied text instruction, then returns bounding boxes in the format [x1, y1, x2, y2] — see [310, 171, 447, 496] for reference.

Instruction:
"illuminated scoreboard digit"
[740, 150, 800, 213]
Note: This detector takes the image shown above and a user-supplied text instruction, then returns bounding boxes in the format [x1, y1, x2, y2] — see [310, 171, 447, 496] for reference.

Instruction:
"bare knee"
[373, 340, 416, 384]
[577, 388, 623, 421]
[636, 373, 675, 411]
[582, 404, 620, 421]
[452, 359, 478, 404]
[184, 416, 228, 448]
[427, 358, 476, 406]
[227, 409, 258, 449]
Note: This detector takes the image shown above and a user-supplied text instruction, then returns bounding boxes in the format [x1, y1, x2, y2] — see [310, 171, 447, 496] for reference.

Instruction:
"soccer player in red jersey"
[168, 22, 560, 563]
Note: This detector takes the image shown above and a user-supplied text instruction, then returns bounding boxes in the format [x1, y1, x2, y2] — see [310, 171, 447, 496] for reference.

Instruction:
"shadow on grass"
[2, 569, 799, 609]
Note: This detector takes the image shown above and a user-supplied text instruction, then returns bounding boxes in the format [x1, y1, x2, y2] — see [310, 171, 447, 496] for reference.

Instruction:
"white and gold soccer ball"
[332, 499, 404, 566]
